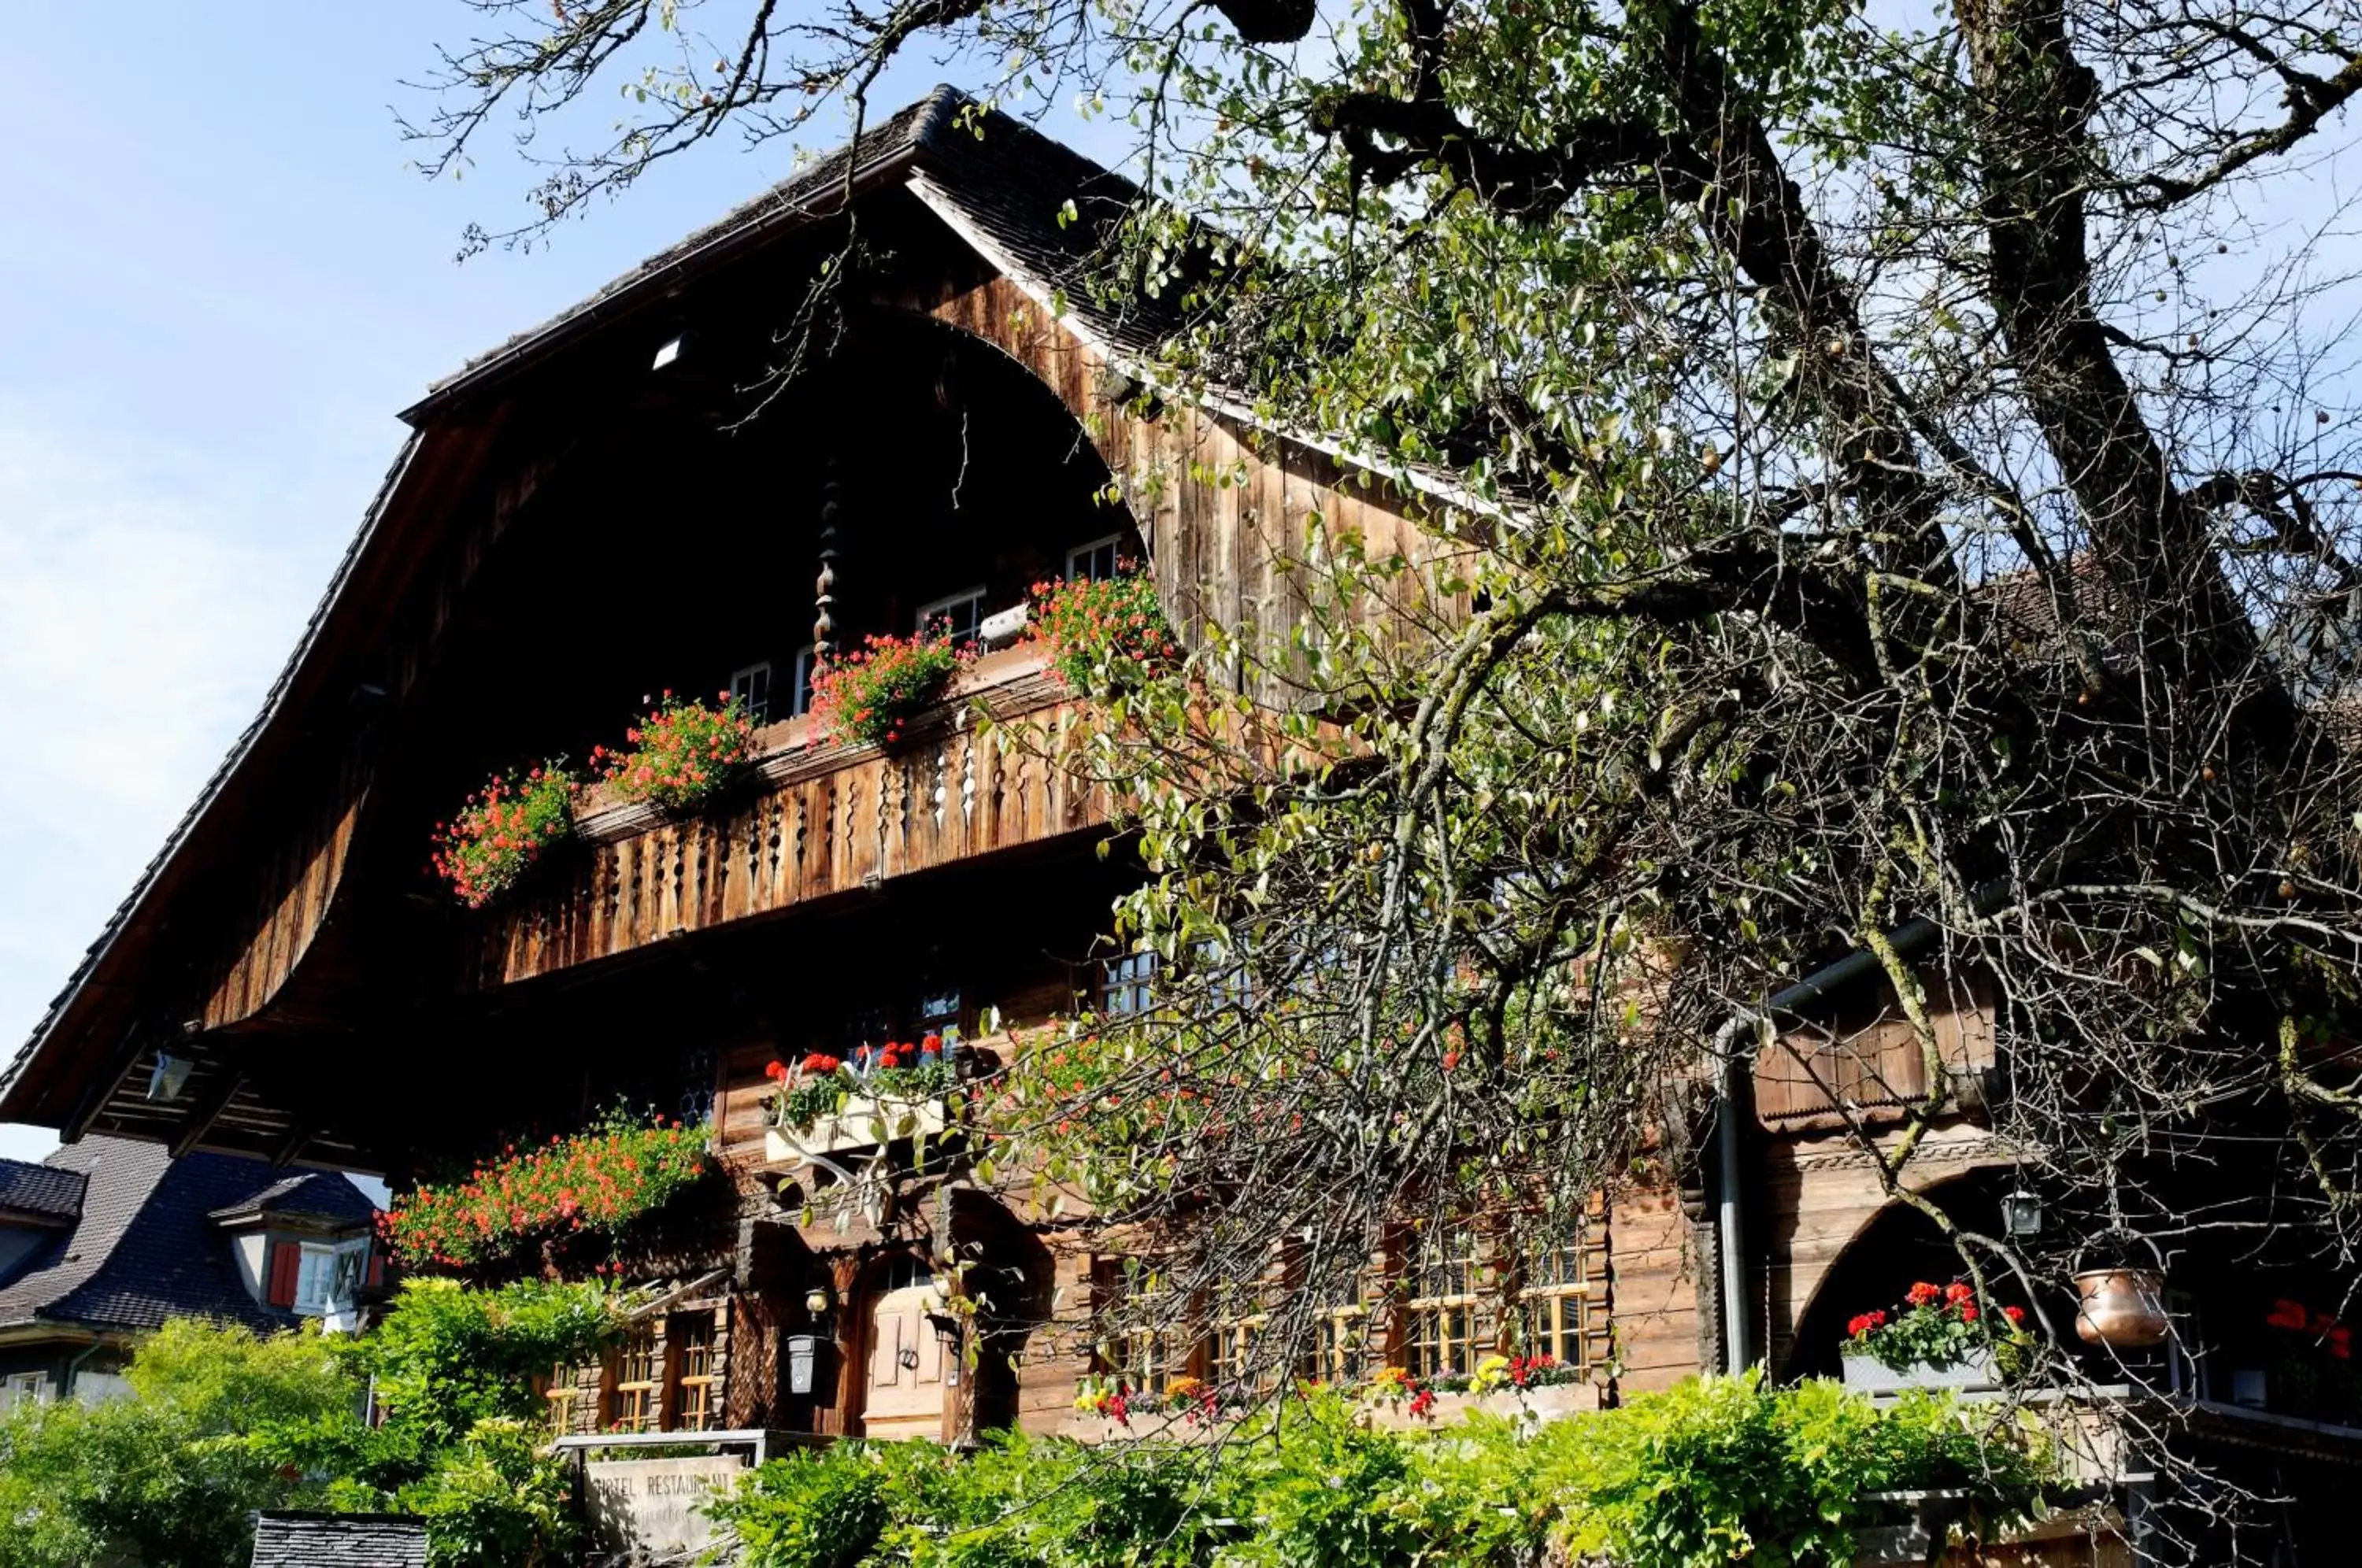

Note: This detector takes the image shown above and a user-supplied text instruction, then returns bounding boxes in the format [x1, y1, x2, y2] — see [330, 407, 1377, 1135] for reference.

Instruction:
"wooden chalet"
[6, 86, 2358, 1562]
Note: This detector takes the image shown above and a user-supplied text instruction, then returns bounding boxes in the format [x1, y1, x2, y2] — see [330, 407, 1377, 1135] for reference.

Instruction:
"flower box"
[1365, 1379, 1598, 1430]
[763, 1096, 950, 1164]
[1841, 1348, 2004, 1395]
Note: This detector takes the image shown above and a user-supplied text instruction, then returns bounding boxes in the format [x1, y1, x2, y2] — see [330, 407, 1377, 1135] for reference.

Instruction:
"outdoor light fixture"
[651, 335, 684, 371]
[2001, 1186, 2044, 1239]
[146, 1052, 194, 1104]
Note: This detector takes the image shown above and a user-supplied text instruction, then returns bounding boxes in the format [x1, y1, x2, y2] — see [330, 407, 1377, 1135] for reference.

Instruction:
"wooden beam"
[168, 1071, 248, 1159]
[270, 1121, 315, 1168]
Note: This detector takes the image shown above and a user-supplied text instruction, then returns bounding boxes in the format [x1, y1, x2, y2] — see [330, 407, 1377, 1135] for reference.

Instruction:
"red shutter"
[366, 1248, 384, 1289]
[265, 1242, 300, 1307]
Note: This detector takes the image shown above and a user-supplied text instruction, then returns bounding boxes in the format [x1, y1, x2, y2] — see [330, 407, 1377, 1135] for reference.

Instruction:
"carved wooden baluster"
[815, 460, 844, 661]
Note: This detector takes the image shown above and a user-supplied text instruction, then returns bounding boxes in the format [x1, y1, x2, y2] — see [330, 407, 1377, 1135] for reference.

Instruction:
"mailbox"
[786, 1333, 826, 1396]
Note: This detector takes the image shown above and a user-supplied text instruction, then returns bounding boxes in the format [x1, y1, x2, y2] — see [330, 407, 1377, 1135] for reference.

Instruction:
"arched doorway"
[857, 1252, 948, 1440]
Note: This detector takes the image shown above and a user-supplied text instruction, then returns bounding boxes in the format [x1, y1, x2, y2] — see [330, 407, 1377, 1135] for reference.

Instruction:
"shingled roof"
[0, 1158, 85, 1222]
[250, 1513, 428, 1568]
[409, 85, 1178, 420]
[0, 1136, 374, 1335]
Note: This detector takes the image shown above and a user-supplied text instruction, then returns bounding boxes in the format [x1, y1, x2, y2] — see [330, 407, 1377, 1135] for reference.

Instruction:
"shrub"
[430, 763, 579, 907]
[0, 1319, 357, 1568]
[379, 1109, 710, 1270]
[1026, 569, 1176, 695]
[807, 632, 968, 749]
[594, 690, 759, 812]
[701, 1375, 2051, 1568]
[400, 1417, 580, 1568]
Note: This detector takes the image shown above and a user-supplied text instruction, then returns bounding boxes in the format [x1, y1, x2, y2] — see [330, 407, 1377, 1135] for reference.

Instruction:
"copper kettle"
[2072, 1264, 2170, 1348]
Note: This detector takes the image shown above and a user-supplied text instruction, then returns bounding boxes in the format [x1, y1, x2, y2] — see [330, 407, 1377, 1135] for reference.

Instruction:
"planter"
[764, 1096, 950, 1164]
[2072, 1267, 2169, 1348]
[1368, 1380, 1599, 1430]
[1842, 1349, 2004, 1394]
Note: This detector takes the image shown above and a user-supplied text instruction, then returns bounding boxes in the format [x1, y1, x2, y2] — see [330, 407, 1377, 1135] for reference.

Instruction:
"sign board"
[583, 1454, 749, 1562]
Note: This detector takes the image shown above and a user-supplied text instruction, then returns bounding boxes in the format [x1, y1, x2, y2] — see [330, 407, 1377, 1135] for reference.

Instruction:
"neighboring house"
[248, 1512, 428, 1568]
[0, 1136, 376, 1409]
[0, 84, 2354, 1563]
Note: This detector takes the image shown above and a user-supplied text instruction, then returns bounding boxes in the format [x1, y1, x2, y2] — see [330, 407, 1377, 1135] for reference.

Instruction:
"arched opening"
[1780, 1167, 2020, 1382]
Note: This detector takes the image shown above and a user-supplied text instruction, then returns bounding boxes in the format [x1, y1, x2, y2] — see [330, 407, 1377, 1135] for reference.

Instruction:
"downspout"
[63, 1336, 102, 1401]
[1709, 895, 2002, 1373]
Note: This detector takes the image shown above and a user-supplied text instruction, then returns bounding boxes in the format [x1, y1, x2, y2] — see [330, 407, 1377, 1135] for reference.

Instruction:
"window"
[542, 1367, 583, 1437]
[1304, 1259, 1372, 1384]
[1405, 1226, 1486, 1380]
[294, 1244, 338, 1314]
[916, 586, 987, 646]
[1508, 1225, 1605, 1370]
[731, 661, 776, 724]
[0, 1371, 48, 1412]
[1093, 1257, 1197, 1390]
[790, 645, 816, 717]
[609, 1325, 661, 1433]
[671, 1311, 720, 1433]
[1099, 952, 1157, 1018]
[917, 985, 962, 1044]
[1068, 535, 1124, 582]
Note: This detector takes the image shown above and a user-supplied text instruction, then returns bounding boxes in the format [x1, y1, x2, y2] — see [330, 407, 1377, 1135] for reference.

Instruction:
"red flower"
[2003, 1304, 2027, 1325]
[1959, 1305, 1979, 1323]
[1905, 1281, 1942, 1307]
[1944, 1281, 1974, 1306]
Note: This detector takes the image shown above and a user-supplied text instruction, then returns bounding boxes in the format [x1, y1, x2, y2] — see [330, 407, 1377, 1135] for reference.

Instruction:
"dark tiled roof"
[0, 1158, 85, 1222]
[0, 1136, 374, 1334]
[250, 1513, 428, 1568]
[209, 1170, 380, 1226]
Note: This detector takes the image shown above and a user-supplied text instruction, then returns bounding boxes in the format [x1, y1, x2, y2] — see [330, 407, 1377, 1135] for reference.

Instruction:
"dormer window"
[1068, 535, 1123, 582]
[916, 587, 987, 646]
[264, 1235, 371, 1316]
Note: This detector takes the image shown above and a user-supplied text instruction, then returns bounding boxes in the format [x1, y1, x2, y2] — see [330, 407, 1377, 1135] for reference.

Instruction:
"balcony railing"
[460, 649, 1109, 989]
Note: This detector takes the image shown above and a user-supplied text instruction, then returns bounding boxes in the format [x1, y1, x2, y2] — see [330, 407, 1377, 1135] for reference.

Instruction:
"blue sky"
[0, 5, 1097, 1166]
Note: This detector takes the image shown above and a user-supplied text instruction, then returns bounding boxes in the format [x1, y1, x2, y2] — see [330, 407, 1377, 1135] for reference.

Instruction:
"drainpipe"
[63, 1337, 102, 1401]
[1708, 890, 2007, 1374]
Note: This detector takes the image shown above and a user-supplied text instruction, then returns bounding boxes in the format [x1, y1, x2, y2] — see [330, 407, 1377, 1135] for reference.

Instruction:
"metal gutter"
[1709, 883, 2014, 1371]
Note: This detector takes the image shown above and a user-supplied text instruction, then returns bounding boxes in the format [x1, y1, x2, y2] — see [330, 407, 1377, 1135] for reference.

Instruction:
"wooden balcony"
[460, 649, 1110, 989]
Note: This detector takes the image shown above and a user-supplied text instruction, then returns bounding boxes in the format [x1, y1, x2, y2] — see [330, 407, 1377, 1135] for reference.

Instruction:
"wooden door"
[861, 1259, 946, 1440]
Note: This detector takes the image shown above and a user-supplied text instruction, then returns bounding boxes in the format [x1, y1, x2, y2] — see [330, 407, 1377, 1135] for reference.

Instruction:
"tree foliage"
[0, 1319, 354, 1568]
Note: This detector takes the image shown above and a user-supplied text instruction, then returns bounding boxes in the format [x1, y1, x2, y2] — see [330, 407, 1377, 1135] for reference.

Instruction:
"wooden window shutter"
[265, 1242, 301, 1307]
[366, 1248, 385, 1289]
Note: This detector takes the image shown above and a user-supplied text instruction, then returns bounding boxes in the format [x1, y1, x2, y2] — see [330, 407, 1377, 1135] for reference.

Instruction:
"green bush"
[0, 1319, 357, 1568]
[702, 1375, 2050, 1568]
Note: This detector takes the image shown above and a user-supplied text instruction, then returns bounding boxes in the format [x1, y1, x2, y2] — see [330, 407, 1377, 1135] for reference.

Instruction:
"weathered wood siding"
[1608, 1182, 1703, 1394]
[1755, 973, 1998, 1130]
[929, 277, 1475, 706]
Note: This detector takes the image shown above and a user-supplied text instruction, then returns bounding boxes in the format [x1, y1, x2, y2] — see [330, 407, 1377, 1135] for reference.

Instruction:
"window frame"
[669, 1309, 721, 1433]
[1067, 535, 1124, 582]
[789, 645, 816, 718]
[730, 660, 776, 725]
[914, 586, 989, 645]
[1402, 1225, 1488, 1381]
[607, 1324, 662, 1434]
[1098, 951, 1157, 1019]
